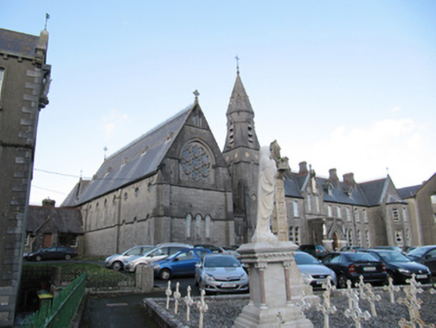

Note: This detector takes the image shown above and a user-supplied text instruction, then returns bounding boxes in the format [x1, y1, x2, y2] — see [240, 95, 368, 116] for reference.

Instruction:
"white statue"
[252, 146, 279, 244]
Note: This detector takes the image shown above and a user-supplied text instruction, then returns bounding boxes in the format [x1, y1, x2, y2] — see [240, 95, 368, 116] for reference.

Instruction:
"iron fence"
[26, 272, 86, 328]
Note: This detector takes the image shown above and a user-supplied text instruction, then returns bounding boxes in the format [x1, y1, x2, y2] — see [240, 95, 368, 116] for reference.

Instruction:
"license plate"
[221, 283, 237, 288]
[315, 279, 327, 285]
[416, 274, 427, 279]
[363, 267, 376, 272]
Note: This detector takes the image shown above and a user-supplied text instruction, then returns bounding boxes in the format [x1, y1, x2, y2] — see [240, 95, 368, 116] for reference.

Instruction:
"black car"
[407, 245, 436, 276]
[194, 244, 224, 254]
[297, 244, 328, 259]
[361, 249, 431, 285]
[321, 251, 387, 288]
[26, 246, 78, 261]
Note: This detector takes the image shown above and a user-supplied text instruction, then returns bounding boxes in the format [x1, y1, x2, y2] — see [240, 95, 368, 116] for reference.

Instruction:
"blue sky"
[2, 1, 435, 205]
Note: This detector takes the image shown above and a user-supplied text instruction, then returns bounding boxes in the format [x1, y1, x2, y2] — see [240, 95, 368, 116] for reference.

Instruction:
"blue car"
[153, 248, 211, 280]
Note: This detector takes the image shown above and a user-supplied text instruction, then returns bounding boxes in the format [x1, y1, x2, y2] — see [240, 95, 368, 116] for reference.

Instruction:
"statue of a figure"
[252, 146, 279, 244]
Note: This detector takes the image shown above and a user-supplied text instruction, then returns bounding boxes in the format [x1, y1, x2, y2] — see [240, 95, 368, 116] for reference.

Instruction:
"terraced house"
[61, 70, 436, 257]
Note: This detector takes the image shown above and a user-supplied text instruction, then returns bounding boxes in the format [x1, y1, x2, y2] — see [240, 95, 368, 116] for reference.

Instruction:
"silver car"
[124, 243, 192, 273]
[294, 251, 337, 288]
[195, 254, 249, 294]
[105, 245, 153, 271]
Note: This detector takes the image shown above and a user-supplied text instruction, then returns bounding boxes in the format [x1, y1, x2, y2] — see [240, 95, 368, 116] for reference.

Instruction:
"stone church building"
[61, 71, 436, 257]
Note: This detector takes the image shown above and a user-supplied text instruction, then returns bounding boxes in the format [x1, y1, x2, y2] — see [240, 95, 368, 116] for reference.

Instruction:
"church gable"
[162, 103, 231, 190]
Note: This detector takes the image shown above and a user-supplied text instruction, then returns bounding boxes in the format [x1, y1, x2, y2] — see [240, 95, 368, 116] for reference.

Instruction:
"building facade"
[62, 71, 436, 257]
[0, 28, 50, 326]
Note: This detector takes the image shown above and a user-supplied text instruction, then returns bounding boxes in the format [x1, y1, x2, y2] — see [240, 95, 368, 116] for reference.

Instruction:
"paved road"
[80, 277, 198, 327]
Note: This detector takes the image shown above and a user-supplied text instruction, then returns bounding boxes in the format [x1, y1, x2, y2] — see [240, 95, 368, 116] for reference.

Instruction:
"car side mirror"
[425, 254, 432, 260]
[173, 258, 179, 262]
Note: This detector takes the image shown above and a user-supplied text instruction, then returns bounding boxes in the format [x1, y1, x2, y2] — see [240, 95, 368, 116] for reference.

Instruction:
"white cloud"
[391, 106, 401, 113]
[283, 117, 435, 188]
[102, 110, 130, 140]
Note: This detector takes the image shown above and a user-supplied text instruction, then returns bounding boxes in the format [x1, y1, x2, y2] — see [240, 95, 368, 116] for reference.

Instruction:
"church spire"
[223, 70, 259, 152]
[226, 70, 254, 116]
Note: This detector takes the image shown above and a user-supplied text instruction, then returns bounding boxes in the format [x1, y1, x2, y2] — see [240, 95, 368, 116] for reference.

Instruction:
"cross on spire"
[235, 55, 240, 74]
[193, 90, 200, 104]
[45, 13, 50, 29]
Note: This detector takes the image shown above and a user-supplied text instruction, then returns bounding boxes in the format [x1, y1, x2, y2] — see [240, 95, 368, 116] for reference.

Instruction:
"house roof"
[397, 185, 421, 199]
[27, 206, 83, 234]
[283, 172, 408, 208]
[0, 28, 40, 58]
[61, 103, 195, 206]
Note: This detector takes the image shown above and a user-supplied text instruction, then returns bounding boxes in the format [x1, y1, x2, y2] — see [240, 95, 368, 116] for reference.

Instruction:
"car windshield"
[378, 251, 410, 263]
[294, 252, 319, 265]
[204, 256, 240, 268]
[346, 253, 378, 262]
[407, 247, 429, 257]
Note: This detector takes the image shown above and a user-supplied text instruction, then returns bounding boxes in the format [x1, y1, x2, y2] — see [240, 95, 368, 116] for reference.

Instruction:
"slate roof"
[283, 173, 407, 207]
[0, 28, 40, 58]
[27, 206, 83, 234]
[397, 185, 421, 199]
[62, 103, 195, 206]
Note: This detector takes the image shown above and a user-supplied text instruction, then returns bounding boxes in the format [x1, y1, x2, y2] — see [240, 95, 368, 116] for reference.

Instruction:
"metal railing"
[26, 272, 86, 328]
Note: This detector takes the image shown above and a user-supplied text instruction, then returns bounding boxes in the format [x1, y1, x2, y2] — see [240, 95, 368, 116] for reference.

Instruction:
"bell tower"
[223, 67, 260, 243]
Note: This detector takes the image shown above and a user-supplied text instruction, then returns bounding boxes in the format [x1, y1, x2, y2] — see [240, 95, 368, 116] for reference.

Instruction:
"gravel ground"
[149, 285, 436, 328]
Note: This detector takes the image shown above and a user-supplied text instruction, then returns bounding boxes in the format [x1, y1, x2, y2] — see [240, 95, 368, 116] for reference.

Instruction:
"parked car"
[105, 245, 154, 271]
[403, 246, 418, 254]
[406, 245, 436, 276]
[374, 246, 404, 253]
[26, 246, 78, 261]
[297, 244, 328, 259]
[195, 254, 249, 294]
[361, 249, 431, 285]
[321, 251, 387, 288]
[221, 245, 241, 258]
[194, 244, 224, 254]
[340, 245, 364, 252]
[153, 248, 211, 280]
[124, 243, 192, 273]
[293, 251, 337, 288]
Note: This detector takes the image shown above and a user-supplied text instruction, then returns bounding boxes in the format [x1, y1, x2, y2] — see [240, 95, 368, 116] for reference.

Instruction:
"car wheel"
[112, 261, 123, 271]
[64, 254, 72, 260]
[35, 255, 42, 262]
[159, 269, 172, 280]
[338, 274, 347, 289]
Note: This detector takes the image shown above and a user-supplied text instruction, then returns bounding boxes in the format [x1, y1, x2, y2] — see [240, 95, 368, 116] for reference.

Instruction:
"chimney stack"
[329, 168, 340, 187]
[343, 173, 356, 187]
[42, 199, 55, 207]
[299, 161, 308, 174]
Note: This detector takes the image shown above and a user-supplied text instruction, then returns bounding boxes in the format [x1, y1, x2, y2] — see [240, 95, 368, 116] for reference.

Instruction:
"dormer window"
[343, 186, 353, 197]
[323, 181, 334, 195]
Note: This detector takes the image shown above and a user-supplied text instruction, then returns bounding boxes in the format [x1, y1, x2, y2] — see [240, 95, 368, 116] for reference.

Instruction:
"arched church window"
[195, 214, 202, 239]
[205, 215, 211, 239]
[186, 214, 192, 238]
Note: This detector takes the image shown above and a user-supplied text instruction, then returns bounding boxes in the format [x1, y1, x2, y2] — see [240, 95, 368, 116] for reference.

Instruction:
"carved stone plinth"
[234, 241, 317, 328]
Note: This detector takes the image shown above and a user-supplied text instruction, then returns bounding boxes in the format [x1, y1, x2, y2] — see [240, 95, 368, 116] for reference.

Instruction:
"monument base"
[233, 241, 316, 328]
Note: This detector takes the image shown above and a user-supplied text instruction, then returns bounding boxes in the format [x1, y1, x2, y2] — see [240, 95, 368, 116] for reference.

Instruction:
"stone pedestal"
[234, 241, 316, 328]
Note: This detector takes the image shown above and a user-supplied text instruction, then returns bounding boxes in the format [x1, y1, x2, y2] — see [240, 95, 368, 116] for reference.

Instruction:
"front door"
[43, 234, 52, 248]
[332, 232, 339, 251]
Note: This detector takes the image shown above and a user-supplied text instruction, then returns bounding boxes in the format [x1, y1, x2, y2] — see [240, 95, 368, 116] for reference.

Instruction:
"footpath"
[79, 277, 197, 328]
